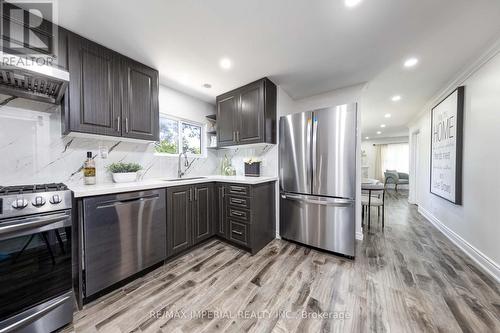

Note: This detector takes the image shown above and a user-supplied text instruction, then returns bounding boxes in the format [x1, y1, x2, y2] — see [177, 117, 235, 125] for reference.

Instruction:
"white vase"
[112, 172, 138, 183]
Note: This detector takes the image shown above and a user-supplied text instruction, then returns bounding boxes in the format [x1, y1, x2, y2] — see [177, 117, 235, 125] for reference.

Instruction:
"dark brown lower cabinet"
[193, 184, 214, 244]
[167, 181, 275, 258]
[167, 185, 192, 256]
[215, 183, 227, 238]
[217, 182, 276, 255]
[167, 183, 214, 257]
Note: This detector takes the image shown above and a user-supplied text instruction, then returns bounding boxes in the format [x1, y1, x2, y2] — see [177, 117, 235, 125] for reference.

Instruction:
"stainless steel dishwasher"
[82, 189, 166, 297]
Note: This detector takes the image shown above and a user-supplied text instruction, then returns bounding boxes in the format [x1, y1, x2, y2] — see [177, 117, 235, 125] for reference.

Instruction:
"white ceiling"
[44, 0, 500, 137]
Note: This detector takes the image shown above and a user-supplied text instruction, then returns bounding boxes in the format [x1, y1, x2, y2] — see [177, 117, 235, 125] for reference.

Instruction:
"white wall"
[409, 45, 500, 280]
[159, 85, 215, 123]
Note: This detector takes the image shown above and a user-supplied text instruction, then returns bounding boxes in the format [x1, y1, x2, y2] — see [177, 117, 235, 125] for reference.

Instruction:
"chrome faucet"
[178, 152, 189, 178]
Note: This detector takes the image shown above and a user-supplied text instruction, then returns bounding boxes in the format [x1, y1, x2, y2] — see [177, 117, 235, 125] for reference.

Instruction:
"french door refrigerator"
[279, 104, 357, 257]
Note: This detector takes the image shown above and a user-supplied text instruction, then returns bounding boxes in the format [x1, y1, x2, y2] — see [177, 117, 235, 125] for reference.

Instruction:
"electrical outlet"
[99, 146, 108, 159]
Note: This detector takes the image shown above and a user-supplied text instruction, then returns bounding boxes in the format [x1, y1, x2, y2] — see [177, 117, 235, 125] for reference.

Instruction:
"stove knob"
[50, 194, 62, 204]
[32, 196, 46, 207]
[12, 198, 28, 209]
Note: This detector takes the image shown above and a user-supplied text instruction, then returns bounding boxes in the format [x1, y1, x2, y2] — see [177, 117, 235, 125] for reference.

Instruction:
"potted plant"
[107, 162, 142, 183]
[243, 157, 262, 177]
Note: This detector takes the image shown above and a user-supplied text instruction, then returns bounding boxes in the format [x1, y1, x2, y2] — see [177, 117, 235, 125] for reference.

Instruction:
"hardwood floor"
[61, 191, 500, 332]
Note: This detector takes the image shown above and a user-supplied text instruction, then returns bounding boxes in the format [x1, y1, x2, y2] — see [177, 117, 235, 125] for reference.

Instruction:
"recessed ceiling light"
[377, 131, 382, 135]
[404, 57, 419, 68]
[365, 136, 370, 140]
[384, 113, 392, 118]
[380, 124, 386, 128]
[219, 58, 232, 70]
[202, 83, 212, 89]
[345, 0, 362, 8]
[391, 95, 402, 102]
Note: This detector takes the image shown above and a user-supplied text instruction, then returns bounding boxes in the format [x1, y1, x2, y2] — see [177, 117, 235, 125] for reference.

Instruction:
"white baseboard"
[356, 232, 364, 241]
[418, 207, 500, 283]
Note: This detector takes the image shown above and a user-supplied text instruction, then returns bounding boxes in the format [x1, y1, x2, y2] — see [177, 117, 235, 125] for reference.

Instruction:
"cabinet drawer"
[228, 195, 250, 209]
[227, 184, 250, 196]
[229, 220, 249, 246]
[228, 208, 250, 222]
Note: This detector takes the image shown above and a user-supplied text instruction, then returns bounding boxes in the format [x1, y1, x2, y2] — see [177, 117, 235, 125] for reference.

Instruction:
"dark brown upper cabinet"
[216, 78, 276, 147]
[66, 34, 122, 137]
[121, 58, 159, 141]
[63, 33, 159, 141]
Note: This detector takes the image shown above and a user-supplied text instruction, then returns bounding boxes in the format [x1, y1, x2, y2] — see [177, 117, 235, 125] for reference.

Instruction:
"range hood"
[0, 52, 69, 104]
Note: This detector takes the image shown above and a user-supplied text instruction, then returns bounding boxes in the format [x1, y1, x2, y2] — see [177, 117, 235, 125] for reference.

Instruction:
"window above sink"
[155, 115, 206, 158]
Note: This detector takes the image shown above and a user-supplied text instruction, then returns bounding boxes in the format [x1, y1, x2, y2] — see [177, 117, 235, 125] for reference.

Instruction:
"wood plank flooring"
[61, 191, 500, 332]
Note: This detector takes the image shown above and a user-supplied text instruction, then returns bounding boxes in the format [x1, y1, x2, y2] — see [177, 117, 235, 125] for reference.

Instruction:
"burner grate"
[0, 183, 68, 195]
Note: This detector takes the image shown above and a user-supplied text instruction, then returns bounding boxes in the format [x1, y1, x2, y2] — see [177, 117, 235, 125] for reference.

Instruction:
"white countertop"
[69, 175, 278, 198]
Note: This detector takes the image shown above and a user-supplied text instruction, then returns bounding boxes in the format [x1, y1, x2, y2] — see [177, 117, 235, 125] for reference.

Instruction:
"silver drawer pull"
[231, 211, 244, 216]
[231, 198, 245, 204]
[231, 186, 246, 192]
[232, 230, 243, 236]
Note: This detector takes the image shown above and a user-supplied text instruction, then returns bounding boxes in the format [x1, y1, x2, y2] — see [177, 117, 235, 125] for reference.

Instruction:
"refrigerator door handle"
[311, 114, 318, 191]
[281, 194, 353, 207]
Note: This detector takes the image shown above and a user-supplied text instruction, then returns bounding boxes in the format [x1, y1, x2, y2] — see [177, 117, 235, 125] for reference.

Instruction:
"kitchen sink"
[163, 177, 208, 181]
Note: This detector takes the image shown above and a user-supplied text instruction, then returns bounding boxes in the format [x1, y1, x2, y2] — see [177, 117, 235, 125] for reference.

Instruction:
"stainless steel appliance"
[81, 189, 166, 299]
[279, 104, 357, 257]
[0, 52, 69, 104]
[0, 183, 73, 333]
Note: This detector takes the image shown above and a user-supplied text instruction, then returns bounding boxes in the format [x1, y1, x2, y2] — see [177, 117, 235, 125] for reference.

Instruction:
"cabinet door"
[67, 34, 121, 136]
[215, 184, 227, 238]
[193, 184, 213, 244]
[121, 59, 159, 141]
[217, 93, 238, 147]
[237, 80, 264, 144]
[167, 186, 192, 256]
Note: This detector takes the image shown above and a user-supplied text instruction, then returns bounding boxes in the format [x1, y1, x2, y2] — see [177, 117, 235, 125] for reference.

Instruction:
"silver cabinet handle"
[233, 131, 236, 142]
[117, 116, 121, 132]
[189, 188, 193, 202]
[125, 117, 129, 133]
[231, 198, 245, 204]
[194, 188, 198, 201]
[232, 230, 243, 236]
[231, 210, 244, 216]
[230, 186, 246, 192]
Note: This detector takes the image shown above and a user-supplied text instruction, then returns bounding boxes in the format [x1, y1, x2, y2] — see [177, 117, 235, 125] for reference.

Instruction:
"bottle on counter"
[83, 151, 96, 185]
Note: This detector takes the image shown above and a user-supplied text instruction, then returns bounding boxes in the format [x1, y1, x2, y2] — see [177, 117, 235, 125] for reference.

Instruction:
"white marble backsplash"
[0, 96, 278, 187]
[217, 144, 278, 177]
[0, 97, 219, 187]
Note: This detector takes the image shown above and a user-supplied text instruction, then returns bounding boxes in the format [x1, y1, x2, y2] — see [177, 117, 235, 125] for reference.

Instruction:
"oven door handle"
[0, 293, 72, 333]
[0, 212, 70, 236]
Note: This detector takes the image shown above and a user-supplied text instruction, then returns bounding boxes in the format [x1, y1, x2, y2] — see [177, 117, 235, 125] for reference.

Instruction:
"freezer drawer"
[82, 189, 167, 297]
[280, 193, 355, 257]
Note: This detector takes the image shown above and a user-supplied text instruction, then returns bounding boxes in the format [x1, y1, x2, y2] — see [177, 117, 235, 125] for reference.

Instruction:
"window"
[381, 143, 409, 173]
[156, 115, 204, 156]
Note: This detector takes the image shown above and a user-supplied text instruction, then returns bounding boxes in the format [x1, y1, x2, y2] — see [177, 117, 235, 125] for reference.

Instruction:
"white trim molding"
[418, 207, 500, 283]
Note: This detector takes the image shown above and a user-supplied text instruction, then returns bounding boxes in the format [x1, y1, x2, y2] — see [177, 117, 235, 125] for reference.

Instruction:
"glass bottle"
[83, 151, 96, 185]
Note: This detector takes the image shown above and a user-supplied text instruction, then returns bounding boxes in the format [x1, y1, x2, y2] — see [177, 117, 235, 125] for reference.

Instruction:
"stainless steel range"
[0, 183, 73, 333]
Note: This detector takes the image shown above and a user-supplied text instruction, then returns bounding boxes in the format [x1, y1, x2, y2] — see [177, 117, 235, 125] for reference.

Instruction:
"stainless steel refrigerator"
[279, 104, 357, 257]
